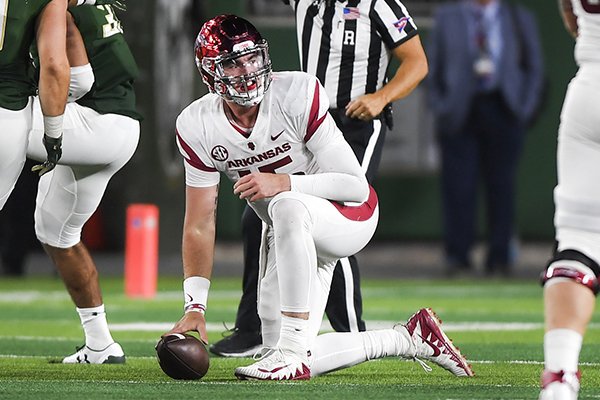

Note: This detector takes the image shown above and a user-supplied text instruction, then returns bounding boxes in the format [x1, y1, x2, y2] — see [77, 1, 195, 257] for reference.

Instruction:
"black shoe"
[209, 329, 262, 357]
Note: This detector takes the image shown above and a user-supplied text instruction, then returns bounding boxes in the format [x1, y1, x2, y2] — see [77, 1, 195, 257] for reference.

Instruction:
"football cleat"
[62, 342, 126, 364]
[400, 308, 474, 377]
[539, 369, 580, 400]
[234, 348, 310, 381]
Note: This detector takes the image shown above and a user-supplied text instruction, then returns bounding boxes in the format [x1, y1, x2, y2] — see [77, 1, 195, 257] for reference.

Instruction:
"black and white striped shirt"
[285, 0, 418, 109]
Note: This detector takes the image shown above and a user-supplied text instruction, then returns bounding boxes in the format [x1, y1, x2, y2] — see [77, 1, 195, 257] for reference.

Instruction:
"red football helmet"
[195, 14, 272, 107]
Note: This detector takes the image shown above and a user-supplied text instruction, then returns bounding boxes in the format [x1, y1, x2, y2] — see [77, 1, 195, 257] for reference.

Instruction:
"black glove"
[32, 134, 62, 177]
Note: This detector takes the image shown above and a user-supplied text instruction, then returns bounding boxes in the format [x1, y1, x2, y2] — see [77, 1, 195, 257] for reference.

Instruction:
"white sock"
[310, 327, 414, 377]
[277, 315, 309, 355]
[76, 305, 115, 350]
[363, 327, 414, 359]
[311, 332, 366, 376]
[544, 329, 582, 373]
[261, 319, 281, 348]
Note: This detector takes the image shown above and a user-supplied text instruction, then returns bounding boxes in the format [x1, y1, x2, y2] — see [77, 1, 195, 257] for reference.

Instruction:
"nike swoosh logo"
[185, 293, 193, 303]
[420, 334, 441, 357]
[258, 364, 290, 374]
[270, 130, 285, 141]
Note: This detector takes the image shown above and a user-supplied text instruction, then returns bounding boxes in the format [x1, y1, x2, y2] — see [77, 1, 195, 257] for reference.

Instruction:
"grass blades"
[0, 276, 599, 399]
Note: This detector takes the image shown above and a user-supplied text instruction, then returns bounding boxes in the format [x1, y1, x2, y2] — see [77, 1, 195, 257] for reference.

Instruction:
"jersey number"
[0, 0, 8, 51]
[98, 5, 123, 38]
[581, 0, 600, 12]
[237, 156, 293, 177]
[0, 3, 123, 50]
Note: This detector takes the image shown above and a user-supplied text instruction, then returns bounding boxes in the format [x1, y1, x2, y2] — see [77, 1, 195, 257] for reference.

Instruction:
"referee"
[209, 0, 428, 357]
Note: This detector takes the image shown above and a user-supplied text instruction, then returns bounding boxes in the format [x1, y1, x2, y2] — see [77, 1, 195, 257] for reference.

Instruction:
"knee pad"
[540, 249, 600, 295]
[270, 197, 309, 221]
[269, 196, 312, 237]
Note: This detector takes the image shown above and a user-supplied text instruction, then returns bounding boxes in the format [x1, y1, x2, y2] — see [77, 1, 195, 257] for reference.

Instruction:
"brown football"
[155, 333, 210, 380]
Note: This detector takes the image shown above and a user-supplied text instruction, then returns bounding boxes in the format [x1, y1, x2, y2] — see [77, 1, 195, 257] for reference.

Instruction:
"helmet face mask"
[195, 15, 273, 107]
[203, 41, 271, 107]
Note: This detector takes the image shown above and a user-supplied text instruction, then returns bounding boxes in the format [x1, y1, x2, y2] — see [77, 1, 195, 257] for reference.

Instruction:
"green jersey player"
[25, 2, 140, 364]
[0, 0, 69, 207]
[68, 4, 141, 120]
[0, 0, 127, 203]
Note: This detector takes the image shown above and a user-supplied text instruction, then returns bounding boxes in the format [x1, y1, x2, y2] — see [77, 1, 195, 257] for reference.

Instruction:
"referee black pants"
[234, 109, 387, 334]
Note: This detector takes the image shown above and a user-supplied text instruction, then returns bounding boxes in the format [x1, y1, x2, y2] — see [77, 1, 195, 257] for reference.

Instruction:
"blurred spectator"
[427, 0, 544, 276]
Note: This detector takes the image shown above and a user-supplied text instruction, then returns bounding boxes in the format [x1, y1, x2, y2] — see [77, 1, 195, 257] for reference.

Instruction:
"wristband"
[43, 115, 64, 139]
[183, 276, 210, 314]
[77, 0, 97, 5]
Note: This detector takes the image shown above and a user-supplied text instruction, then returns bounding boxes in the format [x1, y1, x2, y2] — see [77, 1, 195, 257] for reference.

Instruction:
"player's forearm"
[66, 12, 89, 67]
[38, 66, 69, 116]
[291, 141, 369, 202]
[559, 0, 578, 37]
[182, 225, 216, 280]
[559, 0, 573, 13]
[290, 172, 368, 203]
[37, 0, 69, 117]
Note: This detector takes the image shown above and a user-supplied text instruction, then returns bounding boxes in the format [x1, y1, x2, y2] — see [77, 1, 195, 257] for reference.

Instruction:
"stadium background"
[2, 5, 593, 396]
[90, 0, 570, 256]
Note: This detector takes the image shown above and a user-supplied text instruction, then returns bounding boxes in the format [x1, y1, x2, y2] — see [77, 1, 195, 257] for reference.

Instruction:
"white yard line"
[0, 353, 599, 367]
[0, 290, 242, 302]
[3, 321, 597, 335]
[0, 291, 71, 302]
[108, 321, 600, 332]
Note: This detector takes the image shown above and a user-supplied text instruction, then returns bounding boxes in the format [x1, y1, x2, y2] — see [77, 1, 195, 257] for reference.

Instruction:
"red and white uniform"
[176, 71, 379, 348]
[554, 1, 600, 265]
[176, 71, 375, 221]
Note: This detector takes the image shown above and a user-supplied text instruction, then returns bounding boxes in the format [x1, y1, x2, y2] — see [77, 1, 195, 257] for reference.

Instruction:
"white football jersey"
[573, 0, 600, 64]
[176, 71, 353, 222]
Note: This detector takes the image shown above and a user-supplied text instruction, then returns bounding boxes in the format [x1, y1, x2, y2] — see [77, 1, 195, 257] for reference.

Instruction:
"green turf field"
[0, 276, 598, 399]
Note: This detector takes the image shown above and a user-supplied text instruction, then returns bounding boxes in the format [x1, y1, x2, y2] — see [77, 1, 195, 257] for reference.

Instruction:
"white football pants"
[257, 189, 378, 351]
[0, 99, 32, 210]
[554, 63, 600, 265]
[28, 99, 139, 248]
